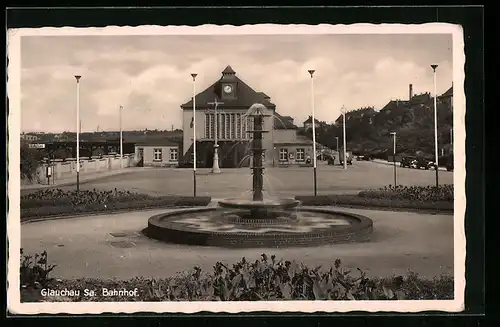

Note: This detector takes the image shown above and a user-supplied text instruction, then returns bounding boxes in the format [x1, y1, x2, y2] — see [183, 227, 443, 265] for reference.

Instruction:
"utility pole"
[390, 132, 397, 187]
[342, 106, 347, 170]
[74, 75, 81, 192]
[191, 73, 198, 197]
[431, 64, 439, 188]
[308, 69, 318, 196]
[119, 105, 123, 169]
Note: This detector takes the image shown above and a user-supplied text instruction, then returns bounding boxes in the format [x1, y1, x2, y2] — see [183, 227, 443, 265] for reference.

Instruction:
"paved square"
[32, 161, 454, 198]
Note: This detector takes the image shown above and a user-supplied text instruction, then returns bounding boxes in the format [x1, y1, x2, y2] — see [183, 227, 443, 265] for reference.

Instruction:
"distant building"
[335, 107, 376, 125]
[20, 133, 39, 142]
[438, 85, 453, 110]
[134, 139, 180, 167]
[303, 116, 320, 131]
[180, 65, 314, 168]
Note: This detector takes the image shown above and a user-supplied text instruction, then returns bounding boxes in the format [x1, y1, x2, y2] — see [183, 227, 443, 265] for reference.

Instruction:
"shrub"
[21, 143, 42, 182]
[21, 251, 454, 302]
[21, 188, 211, 220]
[296, 185, 453, 212]
[20, 249, 57, 288]
[21, 188, 152, 208]
[295, 194, 453, 212]
[358, 185, 454, 202]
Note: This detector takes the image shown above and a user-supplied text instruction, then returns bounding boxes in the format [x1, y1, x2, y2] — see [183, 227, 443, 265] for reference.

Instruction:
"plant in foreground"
[21, 250, 453, 302]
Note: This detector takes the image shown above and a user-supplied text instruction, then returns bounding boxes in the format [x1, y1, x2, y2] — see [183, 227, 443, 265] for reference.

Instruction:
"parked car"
[446, 160, 454, 171]
[415, 157, 435, 170]
[446, 157, 453, 171]
[327, 155, 336, 165]
[356, 155, 372, 161]
[400, 156, 416, 168]
[339, 151, 353, 165]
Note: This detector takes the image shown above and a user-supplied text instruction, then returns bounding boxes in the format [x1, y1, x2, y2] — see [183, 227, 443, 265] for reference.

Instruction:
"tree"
[20, 143, 42, 182]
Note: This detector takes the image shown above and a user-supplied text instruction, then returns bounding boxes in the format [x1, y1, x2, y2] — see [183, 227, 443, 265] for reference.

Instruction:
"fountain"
[146, 103, 373, 248]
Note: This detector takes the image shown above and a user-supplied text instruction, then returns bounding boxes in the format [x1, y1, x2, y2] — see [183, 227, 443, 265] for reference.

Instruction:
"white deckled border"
[7, 23, 466, 314]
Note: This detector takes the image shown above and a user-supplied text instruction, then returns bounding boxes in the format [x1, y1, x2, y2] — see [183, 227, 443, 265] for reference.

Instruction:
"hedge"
[21, 197, 211, 220]
[296, 185, 454, 212]
[21, 251, 453, 302]
[295, 194, 453, 212]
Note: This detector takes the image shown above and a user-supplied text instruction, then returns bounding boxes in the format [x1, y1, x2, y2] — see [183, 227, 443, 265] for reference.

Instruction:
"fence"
[25, 154, 137, 185]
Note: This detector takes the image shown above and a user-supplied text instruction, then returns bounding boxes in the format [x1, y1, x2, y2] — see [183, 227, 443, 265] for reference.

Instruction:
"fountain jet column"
[252, 114, 264, 201]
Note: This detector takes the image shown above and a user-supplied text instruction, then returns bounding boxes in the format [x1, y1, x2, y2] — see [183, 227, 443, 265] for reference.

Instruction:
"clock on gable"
[221, 83, 236, 98]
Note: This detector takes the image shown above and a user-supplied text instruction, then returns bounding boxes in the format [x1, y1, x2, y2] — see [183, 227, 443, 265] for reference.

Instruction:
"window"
[279, 148, 288, 161]
[169, 148, 178, 161]
[230, 114, 236, 139]
[153, 148, 163, 161]
[205, 113, 211, 139]
[296, 148, 305, 161]
[225, 114, 230, 139]
[242, 116, 248, 139]
[236, 113, 242, 139]
[221, 114, 226, 139]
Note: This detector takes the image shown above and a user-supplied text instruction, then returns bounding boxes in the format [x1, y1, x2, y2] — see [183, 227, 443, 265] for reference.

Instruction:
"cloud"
[18, 34, 453, 132]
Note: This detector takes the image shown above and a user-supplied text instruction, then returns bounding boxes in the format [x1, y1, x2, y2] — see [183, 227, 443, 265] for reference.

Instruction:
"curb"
[20, 200, 453, 225]
[370, 160, 450, 172]
[21, 204, 211, 224]
[323, 204, 454, 215]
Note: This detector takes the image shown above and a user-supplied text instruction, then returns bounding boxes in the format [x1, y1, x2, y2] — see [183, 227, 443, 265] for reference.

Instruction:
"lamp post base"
[212, 147, 221, 174]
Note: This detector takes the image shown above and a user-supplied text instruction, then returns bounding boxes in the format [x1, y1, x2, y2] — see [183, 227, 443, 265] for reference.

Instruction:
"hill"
[300, 90, 454, 159]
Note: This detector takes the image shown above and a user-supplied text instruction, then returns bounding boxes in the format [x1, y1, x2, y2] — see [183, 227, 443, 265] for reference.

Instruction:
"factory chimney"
[409, 84, 413, 101]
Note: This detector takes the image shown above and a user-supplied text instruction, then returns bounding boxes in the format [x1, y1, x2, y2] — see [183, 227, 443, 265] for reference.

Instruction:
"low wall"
[27, 154, 135, 185]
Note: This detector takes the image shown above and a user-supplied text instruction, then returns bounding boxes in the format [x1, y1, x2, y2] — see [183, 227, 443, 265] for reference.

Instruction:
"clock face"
[223, 85, 233, 94]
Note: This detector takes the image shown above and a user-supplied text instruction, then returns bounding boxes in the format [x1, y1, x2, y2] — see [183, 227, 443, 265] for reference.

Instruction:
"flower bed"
[21, 189, 211, 220]
[358, 185, 454, 202]
[296, 185, 453, 212]
[21, 251, 453, 302]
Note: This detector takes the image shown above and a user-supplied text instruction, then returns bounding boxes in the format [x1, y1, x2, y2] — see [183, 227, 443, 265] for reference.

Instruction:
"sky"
[20, 33, 453, 133]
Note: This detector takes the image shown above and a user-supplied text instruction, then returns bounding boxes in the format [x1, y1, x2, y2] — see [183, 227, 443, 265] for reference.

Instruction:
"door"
[205, 148, 214, 168]
[137, 148, 144, 167]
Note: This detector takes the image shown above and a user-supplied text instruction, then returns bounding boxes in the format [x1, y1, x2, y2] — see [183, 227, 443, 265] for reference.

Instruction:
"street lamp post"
[450, 127, 453, 148]
[335, 136, 339, 164]
[208, 98, 223, 174]
[431, 64, 439, 188]
[308, 70, 317, 196]
[342, 106, 347, 170]
[390, 132, 397, 187]
[191, 73, 198, 197]
[74, 75, 81, 192]
[119, 105, 123, 169]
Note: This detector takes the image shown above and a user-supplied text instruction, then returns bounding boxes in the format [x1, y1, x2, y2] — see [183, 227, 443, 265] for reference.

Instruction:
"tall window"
[230, 114, 236, 139]
[225, 114, 230, 139]
[296, 148, 305, 161]
[241, 115, 247, 139]
[236, 113, 242, 139]
[248, 117, 254, 133]
[154, 148, 163, 161]
[205, 113, 216, 139]
[221, 114, 226, 139]
[279, 148, 288, 161]
[205, 113, 211, 138]
[169, 148, 178, 161]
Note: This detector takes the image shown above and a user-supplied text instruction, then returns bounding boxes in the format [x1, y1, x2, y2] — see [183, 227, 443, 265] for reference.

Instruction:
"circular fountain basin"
[146, 207, 373, 248]
[217, 198, 301, 211]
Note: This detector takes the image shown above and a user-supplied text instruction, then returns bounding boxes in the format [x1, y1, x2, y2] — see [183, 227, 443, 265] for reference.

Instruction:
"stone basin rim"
[147, 207, 373, 237]
[217, 198, 301, 210]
